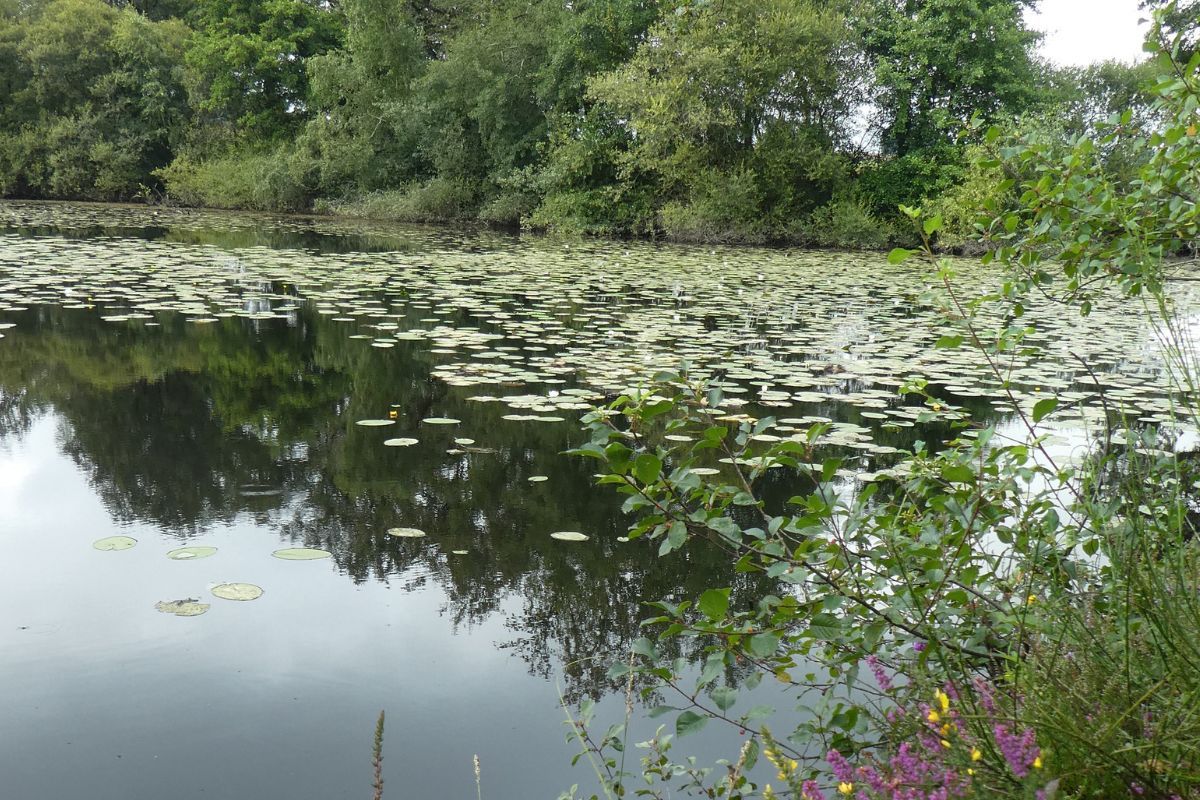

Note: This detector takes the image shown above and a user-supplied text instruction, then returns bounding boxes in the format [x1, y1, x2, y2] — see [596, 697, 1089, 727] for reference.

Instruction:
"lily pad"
[355, 419, 395, 427]
[387, 527, 426, 538]
[528, 475, 548, 482]
[167, 546, 217, 560]
[383, 437, 419, 447]
[93, 535, 137, 551]
[550, 531, 589, 542]
[211, 582, 264, 601]
[421, 417, 461, 425]
[272, 547, 332, 560]
[155, 599, 210, 617]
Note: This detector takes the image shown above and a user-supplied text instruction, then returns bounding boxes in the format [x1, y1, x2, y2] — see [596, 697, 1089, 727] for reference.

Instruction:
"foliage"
[860, 0, 1044, 156]
[184, 0, 343, 142]
[559, 8, 1200, 798]
[0, 0, 1153, 249]
[0, 0, 189, 200]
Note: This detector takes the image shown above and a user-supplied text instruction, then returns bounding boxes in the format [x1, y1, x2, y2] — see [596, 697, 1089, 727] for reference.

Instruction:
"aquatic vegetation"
[210, 583, 264, 601]
[93, 535, 137, 551]
[167, 546, 218, 560]
[272, 548, 332, 560]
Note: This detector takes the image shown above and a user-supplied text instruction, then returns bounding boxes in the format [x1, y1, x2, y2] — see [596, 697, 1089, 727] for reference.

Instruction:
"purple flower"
[912, 640, 927, 653]
[866, 654, 893, 693]
[826, 748, 854, 783]
[993, 722, 1040, 778]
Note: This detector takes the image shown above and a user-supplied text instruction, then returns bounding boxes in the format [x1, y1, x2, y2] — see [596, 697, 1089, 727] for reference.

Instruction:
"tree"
[587, 0, 858, 239]
[185, 0, 343, 142]
[861, 0, 1043, 155]
[0, 0, 190, 199]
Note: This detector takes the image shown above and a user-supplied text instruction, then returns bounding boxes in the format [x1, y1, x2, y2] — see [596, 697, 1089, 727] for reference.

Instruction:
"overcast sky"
[1027, 0, 1151, 66]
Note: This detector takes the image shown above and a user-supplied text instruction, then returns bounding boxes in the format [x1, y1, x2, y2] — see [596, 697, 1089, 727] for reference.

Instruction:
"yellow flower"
[935, 689, 950, 712]
[940, 739, 951, 749]
[1034, 755, 1043, 769]
[838, 782, 854, 796]
[1026, 594, 1037, 605]
[927, 709, 940, 723]
[764, 785, 777, 800]
[971, 747, 982, 762]
[940, 722, 954, 736]
[967, 768, 975, 776]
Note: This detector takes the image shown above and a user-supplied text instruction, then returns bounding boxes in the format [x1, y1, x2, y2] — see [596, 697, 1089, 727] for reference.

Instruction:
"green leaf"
[633, 452, 663, 484]
[887, 248, 913, 265]
[746, 633, 779, 657]
[1032, 397, 1058, 422]
[711, 686, 737, 712]
[934, 335, 963, 348]
[676, 710, 708, 737]
[698, 588, 730, 621]
[923, 215, 943, 235]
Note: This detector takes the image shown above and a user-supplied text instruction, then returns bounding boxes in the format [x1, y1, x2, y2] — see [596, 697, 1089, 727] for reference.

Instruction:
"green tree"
[586, 0, 856, 240]
[0, 0, 190, 199]
[185, 0, 343, 142]
[862, 0, 1043, 156]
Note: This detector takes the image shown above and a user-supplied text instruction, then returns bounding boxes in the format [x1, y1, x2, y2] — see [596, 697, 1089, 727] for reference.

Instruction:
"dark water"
[0, 208, 818, 800]
[3, 202, 1179, 800]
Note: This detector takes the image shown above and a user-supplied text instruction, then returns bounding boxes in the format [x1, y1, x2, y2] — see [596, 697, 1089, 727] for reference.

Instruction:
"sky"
[1027, 0, 1151, 66]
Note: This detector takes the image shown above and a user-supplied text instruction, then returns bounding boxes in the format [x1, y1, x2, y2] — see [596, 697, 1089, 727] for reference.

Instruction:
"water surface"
[0, 201, 1191, 799]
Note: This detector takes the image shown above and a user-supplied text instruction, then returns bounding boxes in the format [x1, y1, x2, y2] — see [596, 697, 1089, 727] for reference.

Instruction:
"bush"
[799, 197, 896, 249]
[660, 168, 767, 244]
[157, 146, 315, 212]
[560, 17, 1200, 799]
[317, 178, 480, 223]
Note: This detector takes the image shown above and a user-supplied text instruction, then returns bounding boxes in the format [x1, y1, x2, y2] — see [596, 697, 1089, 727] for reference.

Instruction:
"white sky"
[1027, 0, 1151, 66]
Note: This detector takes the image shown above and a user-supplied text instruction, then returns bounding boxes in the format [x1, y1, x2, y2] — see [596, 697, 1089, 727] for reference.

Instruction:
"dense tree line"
[0, 0, 1166, 245]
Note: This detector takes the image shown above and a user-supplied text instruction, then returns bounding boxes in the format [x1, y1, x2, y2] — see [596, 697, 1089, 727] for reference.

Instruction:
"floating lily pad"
[167, 546, 217, 560]
[387, 527, 426, 538]
[451, 549, 469, 555]
[155, 599, 210, 617]
[550, 531, 589, 542]
[383, 437, 419, 447]
[453, 437, 476, 445]
[528, 475, 548, 482]
[211, 583, 264, 601]
[421, 417, 461, 425]
[356, 419, 395, 427]
[93, 535, 137, 551]
[272, 547, 332, 560]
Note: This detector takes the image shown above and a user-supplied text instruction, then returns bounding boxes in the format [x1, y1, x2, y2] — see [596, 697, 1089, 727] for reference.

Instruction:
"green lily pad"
[211, 582, 264, 601]
[528, 475, 548, 482]
[155, 599, 210, 617]
[550, 531, 589, 542]
[383, 437, 419, 447]
[272, 547, 332, 560]
[422, 417, 461, 425]
[355, 419, 395, 427]
[167, 546, 217, 560]
[387, 527, 426, 538]
[93, 535, 137, 551]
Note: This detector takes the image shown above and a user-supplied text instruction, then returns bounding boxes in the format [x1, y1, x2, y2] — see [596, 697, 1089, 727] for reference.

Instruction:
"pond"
[0, 201, 1193, 800]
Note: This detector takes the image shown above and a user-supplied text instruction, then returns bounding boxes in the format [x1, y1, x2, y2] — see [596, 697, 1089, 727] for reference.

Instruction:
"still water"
[0, 202, 1189, 799]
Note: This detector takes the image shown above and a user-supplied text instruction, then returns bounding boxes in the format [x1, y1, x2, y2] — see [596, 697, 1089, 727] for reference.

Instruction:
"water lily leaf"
[272, 547, 331, 560]
[387, 527, 426, 538]
[550, 531, 589, 542]
[93, 535, 137, 551]
[155, 599, 210, 616]
[211, 583, 263, 601]
[383, 437, 419, 447]
[355, 419, 395, 427]
[167, 546, 217, 560]
[422, 417, 461, 425]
